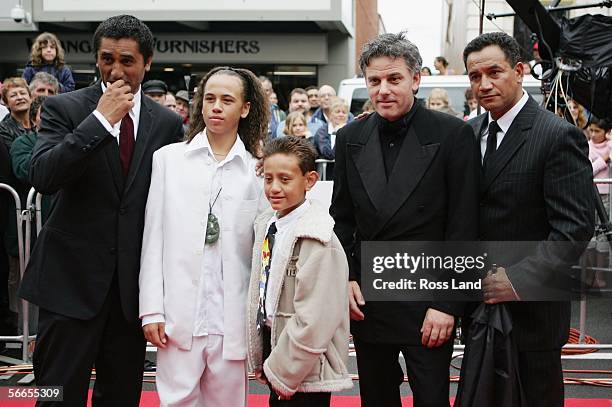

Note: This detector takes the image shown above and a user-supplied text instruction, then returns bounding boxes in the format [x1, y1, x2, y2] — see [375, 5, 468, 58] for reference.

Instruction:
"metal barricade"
[21, 188, 42, 356]
[578, 177, 612, 344]
[315, 159, 334, 181]
[0, 183, 29, 362]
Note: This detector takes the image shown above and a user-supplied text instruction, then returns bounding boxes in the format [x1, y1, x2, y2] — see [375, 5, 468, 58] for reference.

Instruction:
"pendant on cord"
[205, 187, 222, 244]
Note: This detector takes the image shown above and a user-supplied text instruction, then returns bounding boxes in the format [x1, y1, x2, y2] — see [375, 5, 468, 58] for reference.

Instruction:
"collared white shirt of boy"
[264, 200, 311, 327]
[92, 82, 141, 142]
[480, 90, 529, 162]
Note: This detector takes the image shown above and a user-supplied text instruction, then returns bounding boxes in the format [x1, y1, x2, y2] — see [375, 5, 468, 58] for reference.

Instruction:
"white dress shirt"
[264, 200, 311, 326]
[480, 90, 529, 161]
[92, 82, 142, 143]
[326, 122, 344, 149]
[191, 132, 249, 337]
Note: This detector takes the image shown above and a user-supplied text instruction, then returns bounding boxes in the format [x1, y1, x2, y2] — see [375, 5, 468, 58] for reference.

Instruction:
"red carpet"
[2, 392, 612, 406]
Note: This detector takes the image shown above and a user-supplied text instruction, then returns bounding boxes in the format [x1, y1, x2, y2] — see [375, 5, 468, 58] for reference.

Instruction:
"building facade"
[0, 0, 380, 109]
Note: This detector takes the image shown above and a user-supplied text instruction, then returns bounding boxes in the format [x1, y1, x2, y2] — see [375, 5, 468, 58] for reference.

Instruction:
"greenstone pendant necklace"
[205, 187, 222, 244]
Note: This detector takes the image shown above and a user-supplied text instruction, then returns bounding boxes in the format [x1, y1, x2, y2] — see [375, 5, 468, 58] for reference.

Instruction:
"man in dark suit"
[330, 32, 479, 407]
[19, 15, 183, 406]
[462, 32, 594, 406]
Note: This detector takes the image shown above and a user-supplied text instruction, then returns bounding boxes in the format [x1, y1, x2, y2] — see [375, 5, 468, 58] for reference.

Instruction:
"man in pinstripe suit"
[463, 32, 594, 405]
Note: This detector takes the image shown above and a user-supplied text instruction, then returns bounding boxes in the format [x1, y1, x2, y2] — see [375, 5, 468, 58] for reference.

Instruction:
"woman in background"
[313, 97, 348, 180]
[427, 88, 462, 118]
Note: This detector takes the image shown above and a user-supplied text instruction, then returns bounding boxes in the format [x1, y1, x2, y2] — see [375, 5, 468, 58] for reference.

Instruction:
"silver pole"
[0, 183, 27, 362]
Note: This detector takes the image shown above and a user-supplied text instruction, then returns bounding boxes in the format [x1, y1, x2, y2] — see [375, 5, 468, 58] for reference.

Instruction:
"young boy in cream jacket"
[247, 136, 352, 406]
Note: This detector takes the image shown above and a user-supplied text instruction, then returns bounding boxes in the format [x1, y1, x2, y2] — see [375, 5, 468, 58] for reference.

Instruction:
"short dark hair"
[305, 85, 318, 93]
[463, 32, 521, 68]
[289, 88, 307, 100]
[359, 32, 422, 75]
[591, 116, 612, 131]
[93, 15, 154, 62]
[263, 136, 317, 174]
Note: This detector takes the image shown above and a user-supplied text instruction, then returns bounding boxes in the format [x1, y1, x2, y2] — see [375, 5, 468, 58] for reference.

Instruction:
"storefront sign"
[0, 33, 327, 64]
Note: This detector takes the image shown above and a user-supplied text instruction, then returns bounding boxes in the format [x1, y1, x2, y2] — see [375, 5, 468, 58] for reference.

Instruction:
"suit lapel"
[105, 141, 125, 194]
[481, 98, 536, 195]
[124, 93, 153, 193]
[374, 125, 438, 235]
[350, 109, 439, 238]
[351, 115, 387, 210]
[470, 113, 488, 163]
[86, 83, 124, 195]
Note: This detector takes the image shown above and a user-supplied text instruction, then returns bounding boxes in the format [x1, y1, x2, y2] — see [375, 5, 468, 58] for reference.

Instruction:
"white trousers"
[156, 334, 247, 407]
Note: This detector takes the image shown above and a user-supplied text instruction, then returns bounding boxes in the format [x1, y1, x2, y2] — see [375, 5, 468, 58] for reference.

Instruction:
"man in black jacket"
[330, 32, 479, 407]
[463, 32, 594, 406]
[19, 15, 183, 406]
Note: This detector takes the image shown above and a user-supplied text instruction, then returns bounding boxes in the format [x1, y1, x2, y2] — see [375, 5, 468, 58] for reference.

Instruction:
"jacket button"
[110, 247, 116, 254]
[119, 208, 126, 215]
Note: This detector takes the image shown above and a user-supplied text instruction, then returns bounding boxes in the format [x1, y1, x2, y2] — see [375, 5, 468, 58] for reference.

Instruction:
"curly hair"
[186, 67, 269, 158]
[30, 32, 65, 68]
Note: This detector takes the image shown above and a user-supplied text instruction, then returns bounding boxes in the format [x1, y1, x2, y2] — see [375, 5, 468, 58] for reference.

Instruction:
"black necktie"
[266, 222, 277, 261]
[483, 120, 500, 169]
[257, 222, 277, 331]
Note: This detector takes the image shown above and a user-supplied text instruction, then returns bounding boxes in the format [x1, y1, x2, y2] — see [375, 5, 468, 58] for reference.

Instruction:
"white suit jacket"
[139, 132, 266, 359]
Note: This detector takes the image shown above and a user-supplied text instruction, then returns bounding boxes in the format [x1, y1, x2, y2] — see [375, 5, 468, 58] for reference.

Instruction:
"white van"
[337, 75, 544, 116]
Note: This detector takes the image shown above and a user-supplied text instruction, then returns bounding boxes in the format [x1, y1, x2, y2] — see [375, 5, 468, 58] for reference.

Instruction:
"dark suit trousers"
[262, 327, 331, 407]
[518, 349, 564, 407]
[33, 276, 146, 407]
[354, 337, 453, 407]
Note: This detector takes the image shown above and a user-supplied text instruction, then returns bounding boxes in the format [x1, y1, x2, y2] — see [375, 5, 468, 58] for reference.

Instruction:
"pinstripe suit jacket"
[469, 96, 594, 351]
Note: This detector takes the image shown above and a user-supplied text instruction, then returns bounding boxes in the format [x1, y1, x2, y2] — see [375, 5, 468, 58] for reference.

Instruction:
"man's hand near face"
[97, 79, 135, 125]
